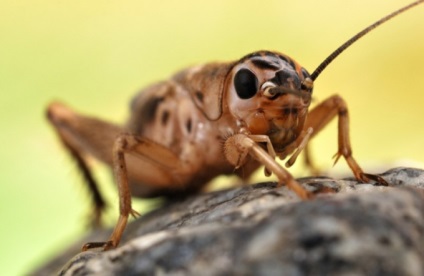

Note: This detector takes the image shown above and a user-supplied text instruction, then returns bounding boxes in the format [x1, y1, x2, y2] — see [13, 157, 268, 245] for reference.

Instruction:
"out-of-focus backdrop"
[1, 1, 423, 274]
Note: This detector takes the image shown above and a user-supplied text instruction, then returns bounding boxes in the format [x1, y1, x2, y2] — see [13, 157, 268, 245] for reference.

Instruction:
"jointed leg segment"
[82, 133, 190, 251]
[47, 103, 108, 228]
[82, 134, 149, 251]
[304, 95, 386, 184]
[47, 102, 184, 251]
[225, 134, 312, 199]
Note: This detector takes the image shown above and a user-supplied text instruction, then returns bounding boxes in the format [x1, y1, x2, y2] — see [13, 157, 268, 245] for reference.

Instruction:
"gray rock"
[32, 167, 424, 276]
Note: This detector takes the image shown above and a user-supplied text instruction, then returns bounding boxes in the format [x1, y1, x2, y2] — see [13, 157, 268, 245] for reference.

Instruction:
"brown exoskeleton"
[46, 0, 423, 251]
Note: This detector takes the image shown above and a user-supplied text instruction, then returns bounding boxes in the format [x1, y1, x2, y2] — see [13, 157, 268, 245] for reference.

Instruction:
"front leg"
[224, 133, 312, 200]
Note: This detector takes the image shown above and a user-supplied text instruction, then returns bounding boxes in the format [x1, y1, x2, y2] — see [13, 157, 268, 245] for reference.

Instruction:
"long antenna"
[309, 0, 424, 82]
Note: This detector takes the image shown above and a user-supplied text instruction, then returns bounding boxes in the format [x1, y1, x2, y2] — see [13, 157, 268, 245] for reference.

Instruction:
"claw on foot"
[360, 173, 389, 186]
[130, 209, 141, 218]
[277, 179, 314, 200]
[82, 240, 115, 251]
[332, 152, 342, 166]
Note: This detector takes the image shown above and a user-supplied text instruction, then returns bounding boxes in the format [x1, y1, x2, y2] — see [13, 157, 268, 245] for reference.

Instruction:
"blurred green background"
[1, 0, 423, 274]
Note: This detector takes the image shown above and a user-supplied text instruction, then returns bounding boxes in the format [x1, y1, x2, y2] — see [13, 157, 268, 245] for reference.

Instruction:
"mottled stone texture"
[32, 167, 424, 276]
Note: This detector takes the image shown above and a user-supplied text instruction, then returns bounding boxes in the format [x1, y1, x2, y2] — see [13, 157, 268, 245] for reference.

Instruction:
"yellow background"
[1, 1, 423, 274]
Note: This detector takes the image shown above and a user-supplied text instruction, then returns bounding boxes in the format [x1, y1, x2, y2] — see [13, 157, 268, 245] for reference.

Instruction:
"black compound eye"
[234, 69, 258, 99]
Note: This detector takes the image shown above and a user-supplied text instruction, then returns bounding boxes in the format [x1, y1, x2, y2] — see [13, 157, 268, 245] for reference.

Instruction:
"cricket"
[46, 1, 424, 251]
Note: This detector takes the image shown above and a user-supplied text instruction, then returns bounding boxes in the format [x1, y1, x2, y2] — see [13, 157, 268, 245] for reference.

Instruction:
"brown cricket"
[46, 1, 423, 251]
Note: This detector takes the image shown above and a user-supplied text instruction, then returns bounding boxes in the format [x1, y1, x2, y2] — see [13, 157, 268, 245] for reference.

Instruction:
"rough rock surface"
[32, 167, 424, 276]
